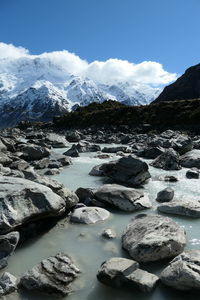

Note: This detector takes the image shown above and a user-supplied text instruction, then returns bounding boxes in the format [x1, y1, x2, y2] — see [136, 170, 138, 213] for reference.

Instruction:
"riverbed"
[4, 147, 200, 300]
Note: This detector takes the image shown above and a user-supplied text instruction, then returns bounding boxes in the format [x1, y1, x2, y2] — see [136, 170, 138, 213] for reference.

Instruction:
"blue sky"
[0, 0, 200, 75]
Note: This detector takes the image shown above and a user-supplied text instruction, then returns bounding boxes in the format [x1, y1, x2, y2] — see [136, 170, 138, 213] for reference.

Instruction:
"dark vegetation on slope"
[53, 99, 200, 132]
[154, 63, 200, 103]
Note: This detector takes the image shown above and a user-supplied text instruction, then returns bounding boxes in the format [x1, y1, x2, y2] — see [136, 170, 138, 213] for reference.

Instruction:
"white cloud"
[0, 42, 29, 59]
[0, 42, 177, 86]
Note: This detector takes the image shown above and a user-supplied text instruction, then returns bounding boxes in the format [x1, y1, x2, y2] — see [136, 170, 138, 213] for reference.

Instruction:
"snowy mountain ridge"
[0, 55, 162, 127]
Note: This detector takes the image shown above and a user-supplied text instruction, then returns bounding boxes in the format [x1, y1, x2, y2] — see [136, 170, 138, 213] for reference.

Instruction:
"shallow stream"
[4, 147, 200, 300]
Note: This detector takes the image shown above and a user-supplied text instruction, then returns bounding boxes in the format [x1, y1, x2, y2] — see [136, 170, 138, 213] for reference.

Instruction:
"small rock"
[63, 145, 80, 157]
[164, 175, 178, 182]
[186, 168, 199, 179]
[44, 169, 60, 176]
[102, 229, 116, 239]
[70, 206, 110, 224]
[156, 188, 174, 202]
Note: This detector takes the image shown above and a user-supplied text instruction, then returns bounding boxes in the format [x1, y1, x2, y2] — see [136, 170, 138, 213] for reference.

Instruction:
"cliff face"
[154, 64, 200, 102]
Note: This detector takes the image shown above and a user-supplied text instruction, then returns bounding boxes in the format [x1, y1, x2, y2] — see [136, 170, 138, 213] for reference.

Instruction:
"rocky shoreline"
[0, 125, 200, 297]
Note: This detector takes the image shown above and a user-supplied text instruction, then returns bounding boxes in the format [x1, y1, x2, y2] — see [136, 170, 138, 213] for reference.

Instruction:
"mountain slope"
[0, 81, 69, 127]
[154, 63, 200, 103]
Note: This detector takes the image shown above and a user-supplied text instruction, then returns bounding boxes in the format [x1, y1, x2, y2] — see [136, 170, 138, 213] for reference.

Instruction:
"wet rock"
[95, 184, 152, 211]
[66, 130, 81, 142]
[102, 146, 129, 153]
[20, 253, 80, 296]
[122, 214, 186, 262]
[102, 229, 116, 239]
[0, 139, 7, 152]
[63, 145, 79, 157]
[97, 257, 139, 287]
[172, 135, 193, 155]
[94, 153, 111, 159]
[0, 232, 19, 269]
[186, 168, 199, 179]
[22, 167, 39, 181]
[76, 141, 101, 153]
[9, 159, 29, 171]
[125, 268, 159, 292]
[21, 144, 50, 161]
[151, 149, 181, 170]
[51, 152, 72, 166]
[44, 169, 61, 176]
[35, 176, 79, 209]
[102, 156, 151, 187]
[158, 199, 200, 218]
[32, 158, 50, 169]
[97, 257, 159, 292]
[0, 272, 17, 296]
[164, 175, 178, 182]
[75, 187, 96, 204]
[89, 164, 106, 176]
[156, 188, 174, 202]
[44, 133, 68, 148]
[161, 250, 200, 290]
[180, 150, 200, 168]
[0, 153, 12, 167]
[137, 147, 164, 159]
[0, 176, 66, 233]
[70, 206, 110, 224]
[48, 160, 62, 169]
[1, 137, 16, 152]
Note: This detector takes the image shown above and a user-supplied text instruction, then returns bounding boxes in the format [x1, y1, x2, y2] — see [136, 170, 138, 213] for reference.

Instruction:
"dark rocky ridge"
[154, 63, 200, 102]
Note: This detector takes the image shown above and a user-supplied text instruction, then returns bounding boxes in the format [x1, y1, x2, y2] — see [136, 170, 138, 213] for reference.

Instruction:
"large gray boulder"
[172, 135, 193, 155]
[70, 206, 110, 224]
[44, 133, 69, 148]
[122, 214, 186, 262]
[180, 150, 200, 168]
[137, 147, 164, 159]
[150, 149, 181, 170]
[102, 156, 151, 187]
[158, 199, 200, 218]
[21, 144, 50, 161]
[95, 184, 152, 212]
[20, 253, 80, 296]
[97, 257, 159, 292]
[0, 232, 19, 269]
[35, 176, 79, 209]
[161, 250, 200, 290]
[0, 176, 67, 234]
[0, 272, 17, 296]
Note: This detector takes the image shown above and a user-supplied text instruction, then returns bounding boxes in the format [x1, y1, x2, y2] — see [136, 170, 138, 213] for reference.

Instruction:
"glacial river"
[4, 148, 200, 300]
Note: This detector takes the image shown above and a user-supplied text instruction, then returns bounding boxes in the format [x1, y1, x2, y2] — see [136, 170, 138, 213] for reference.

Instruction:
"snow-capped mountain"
[0, 55, 162, 127]
[0, 81, 69, 127]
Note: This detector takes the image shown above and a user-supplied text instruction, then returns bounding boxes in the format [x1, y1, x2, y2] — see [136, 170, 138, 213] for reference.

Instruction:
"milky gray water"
[4, 147, 200, 299]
